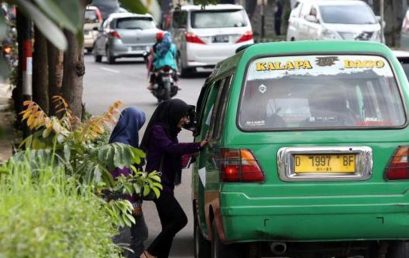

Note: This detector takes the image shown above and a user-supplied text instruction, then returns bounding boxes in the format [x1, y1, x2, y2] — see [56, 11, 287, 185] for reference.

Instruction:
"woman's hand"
[200, 139, 208, 148]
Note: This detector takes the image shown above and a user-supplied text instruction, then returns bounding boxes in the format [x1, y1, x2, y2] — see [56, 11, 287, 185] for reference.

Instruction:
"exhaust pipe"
[270, 242, 287, 255]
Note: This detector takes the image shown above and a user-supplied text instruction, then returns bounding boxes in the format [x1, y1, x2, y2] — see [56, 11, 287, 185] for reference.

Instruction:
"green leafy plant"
[14, 96, 162, 227]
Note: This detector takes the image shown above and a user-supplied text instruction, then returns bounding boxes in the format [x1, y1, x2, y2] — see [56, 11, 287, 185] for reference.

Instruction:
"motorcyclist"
[147, 31, 179, 91]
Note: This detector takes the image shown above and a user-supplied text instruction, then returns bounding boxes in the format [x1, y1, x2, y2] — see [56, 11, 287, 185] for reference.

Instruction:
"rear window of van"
[238, 55, 406, 130]
[191, 9, 248, 28]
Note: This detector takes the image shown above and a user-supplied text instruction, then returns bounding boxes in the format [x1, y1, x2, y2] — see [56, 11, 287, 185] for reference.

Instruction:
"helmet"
[156, 31, 165, 41]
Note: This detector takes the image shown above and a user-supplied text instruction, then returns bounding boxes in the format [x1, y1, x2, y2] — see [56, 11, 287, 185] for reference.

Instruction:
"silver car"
[93, 12, 160, 64]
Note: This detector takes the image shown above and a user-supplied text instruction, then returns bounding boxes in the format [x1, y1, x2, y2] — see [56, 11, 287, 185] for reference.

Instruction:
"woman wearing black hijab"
[140, 99, 207, 258]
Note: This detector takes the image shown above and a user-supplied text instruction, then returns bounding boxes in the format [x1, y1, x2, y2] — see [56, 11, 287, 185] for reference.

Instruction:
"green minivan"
[192, 40, 409, 258]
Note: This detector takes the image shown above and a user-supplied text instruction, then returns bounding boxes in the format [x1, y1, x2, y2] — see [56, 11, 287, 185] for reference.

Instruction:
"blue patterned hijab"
[109, 107, 146, 148]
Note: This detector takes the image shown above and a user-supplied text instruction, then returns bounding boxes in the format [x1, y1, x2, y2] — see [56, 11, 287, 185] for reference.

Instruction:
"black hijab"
[140, 99, 191, 151]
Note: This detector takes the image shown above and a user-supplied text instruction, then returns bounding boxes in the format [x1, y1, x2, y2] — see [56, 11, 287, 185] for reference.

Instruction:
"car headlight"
[321, 29, 341, 40]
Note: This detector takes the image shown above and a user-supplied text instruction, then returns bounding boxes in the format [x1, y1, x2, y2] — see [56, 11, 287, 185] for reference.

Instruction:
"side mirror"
[305, 14, 319, 23]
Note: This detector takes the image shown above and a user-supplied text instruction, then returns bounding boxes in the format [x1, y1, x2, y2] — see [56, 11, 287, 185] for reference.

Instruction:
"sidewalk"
[0, 80, 14, 163]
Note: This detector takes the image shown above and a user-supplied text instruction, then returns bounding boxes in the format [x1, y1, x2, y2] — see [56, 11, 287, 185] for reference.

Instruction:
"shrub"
[0, 157, 122, 258]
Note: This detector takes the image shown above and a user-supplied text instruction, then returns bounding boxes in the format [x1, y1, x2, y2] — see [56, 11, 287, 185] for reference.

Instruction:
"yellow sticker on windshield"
[256, 60, 313, 71]
[344, 60, 385, 69]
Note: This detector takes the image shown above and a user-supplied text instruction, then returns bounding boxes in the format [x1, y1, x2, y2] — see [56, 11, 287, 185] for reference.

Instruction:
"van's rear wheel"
[211, 220, 242, 258]
[387, 241, 409, 258]
[194, 219, 210, 258]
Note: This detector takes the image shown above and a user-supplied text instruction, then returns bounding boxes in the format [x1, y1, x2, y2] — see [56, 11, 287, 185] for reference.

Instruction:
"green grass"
[0, 158, 122, 258]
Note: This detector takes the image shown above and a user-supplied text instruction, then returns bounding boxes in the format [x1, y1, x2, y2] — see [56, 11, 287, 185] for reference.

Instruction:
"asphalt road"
[83, 54, 211, 258]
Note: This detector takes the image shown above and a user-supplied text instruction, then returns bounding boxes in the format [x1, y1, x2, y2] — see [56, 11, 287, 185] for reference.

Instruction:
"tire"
[211, 220, 242, 258]
[194, 218, 211, 258]
[106, 47, 115, 64]
[163, 81, 171, 101]
[387, 241, 409, 258]
[177, 54, 194, 78]
[94, 52, 102, 63]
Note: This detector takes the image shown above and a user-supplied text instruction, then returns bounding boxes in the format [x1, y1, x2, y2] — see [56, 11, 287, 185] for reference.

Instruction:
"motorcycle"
[150, 66, 178, 102]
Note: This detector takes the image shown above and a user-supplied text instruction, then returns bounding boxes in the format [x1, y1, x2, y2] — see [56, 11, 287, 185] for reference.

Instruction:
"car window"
[172, 10, 187, 29]
[319, 4, 376, 24]
[199, 81, 221, 139]
[85, 10, 98, 23]
[239, 55, 405, 130]
[115, 17, 155, 29]
[211, 76, 232, 139]
[191, 9, 247, 28]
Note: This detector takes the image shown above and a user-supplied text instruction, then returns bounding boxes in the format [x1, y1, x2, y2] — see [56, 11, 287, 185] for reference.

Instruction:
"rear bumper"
[221, 191, 409, 242]
[111, 43, 151, 58]
[186, 40, 252, 67]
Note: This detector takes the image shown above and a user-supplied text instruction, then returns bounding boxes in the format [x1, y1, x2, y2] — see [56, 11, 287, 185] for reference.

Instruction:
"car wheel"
[94, 52, 102, 63]
[177, 54, 194, 78]
[106, 47, 115, 64]
[211, 220, 242, 258]
[387, 241, 409, 258]
[194, 218, 210, 258]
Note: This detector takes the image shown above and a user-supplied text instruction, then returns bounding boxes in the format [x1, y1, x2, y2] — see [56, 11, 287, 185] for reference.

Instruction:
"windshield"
[191, 9, 247, 28]
[116, 17, 155, 29]
[319, 5, 376, 24]
[239, 55, 405, 130]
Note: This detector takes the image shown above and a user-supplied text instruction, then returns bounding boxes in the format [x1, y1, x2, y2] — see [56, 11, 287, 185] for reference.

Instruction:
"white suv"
[287, 0, 383, 42]
[168, 4, 253, 77]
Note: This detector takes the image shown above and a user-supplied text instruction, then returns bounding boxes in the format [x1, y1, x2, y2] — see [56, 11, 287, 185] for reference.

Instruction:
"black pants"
[147, 191, 188, 258]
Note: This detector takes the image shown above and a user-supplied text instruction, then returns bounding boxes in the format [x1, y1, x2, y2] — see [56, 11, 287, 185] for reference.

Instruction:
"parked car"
[192, 40, 409, 258]
[167, 4, 253, 77]
[93, 12, 160, 64]
[84, 6, 103, 53]
[287, 0, 383, 42]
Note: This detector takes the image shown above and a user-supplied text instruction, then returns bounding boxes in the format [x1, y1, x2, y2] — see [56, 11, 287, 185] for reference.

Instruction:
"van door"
[193, 75, 232, 235]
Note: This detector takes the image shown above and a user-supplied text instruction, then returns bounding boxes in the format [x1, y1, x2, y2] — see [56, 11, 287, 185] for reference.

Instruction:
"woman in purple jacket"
[140, 99, 207, 258]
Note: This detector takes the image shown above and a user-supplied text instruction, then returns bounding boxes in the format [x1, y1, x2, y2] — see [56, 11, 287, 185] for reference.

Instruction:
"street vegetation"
[0, 97, 162, 256]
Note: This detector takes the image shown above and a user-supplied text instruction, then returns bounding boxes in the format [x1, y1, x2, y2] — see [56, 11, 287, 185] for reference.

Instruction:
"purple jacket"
[145, 124, 201, 194]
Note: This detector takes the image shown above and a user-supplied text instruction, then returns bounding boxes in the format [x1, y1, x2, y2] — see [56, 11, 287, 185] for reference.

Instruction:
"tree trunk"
[61, 0, 90, 119]
[61, 30, 85, 119]
[373, 0, 405, 47]
[48, 43, 63, 116]
[32, 26, 49, 113]
[13, 9, 28, 117]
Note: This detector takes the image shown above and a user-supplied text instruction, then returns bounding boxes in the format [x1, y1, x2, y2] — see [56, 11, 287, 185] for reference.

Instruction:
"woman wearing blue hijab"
[109, 106, 148, 258]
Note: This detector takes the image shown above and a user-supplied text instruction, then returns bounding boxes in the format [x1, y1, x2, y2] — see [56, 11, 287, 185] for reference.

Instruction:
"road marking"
[100, 67, 120, 74]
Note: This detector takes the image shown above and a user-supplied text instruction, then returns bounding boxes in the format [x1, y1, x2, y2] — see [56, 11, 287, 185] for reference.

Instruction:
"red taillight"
[220, 149, 264, 182]
[235, 31, 253, 43]
[109, 31, 121, 39]
[385, 146, 409, 180]
[185, 32, 205, 44]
